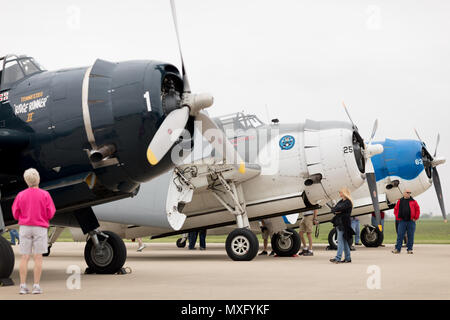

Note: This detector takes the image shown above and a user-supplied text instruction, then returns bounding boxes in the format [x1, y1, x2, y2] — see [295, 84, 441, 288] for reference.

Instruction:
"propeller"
[342, 102, 384, 232]
[414, 130, 447, 222]
[146, 0, 244, 173]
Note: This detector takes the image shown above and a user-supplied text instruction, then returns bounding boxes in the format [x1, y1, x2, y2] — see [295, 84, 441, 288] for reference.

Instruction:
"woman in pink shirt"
[12, 168, 56, 295]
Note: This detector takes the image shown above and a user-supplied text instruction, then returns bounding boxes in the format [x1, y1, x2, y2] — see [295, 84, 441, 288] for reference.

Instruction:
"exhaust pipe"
[90, 144, 116, 163]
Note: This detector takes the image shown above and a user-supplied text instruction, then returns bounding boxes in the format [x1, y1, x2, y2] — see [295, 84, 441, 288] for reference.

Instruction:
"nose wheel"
[225, 228, 259, 261]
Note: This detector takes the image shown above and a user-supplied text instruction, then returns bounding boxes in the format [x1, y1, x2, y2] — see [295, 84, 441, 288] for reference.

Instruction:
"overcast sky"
[3, 0, 450, 217]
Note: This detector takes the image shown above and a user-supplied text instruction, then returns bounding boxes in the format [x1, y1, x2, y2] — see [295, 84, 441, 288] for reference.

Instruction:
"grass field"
[3, 219, 450, 244]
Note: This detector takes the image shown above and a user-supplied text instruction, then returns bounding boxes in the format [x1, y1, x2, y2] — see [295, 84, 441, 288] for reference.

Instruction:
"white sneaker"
[32, 284, 43, 294]
[137, 244, 146, 252]
[19, 284, 29, 295]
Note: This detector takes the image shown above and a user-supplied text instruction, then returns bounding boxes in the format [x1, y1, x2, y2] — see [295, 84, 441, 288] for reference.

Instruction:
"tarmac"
[1, 242, 450, 300]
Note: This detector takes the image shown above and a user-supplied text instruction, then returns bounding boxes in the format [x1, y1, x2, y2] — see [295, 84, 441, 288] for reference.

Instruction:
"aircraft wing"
[176, 160, 261, 189]
[286, 193, 391, 226]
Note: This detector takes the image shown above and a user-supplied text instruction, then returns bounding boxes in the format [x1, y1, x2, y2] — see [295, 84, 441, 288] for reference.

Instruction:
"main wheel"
[328, 227, 353, 250]
[0, 235, 15, 281]
[271, 229, 301, 257]
[328, 228, 338, 250]
[84, 231, 127, 274]
[176, 238, 186, 248]
[361, 226, 384, 247]
[225, 228, 259, 261]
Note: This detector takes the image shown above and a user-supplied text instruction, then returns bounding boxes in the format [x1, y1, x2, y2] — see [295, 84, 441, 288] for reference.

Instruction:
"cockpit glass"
[19, 58, 40, 75]
[29, 58, 45, 71]
[0, 55, 45, 88]
[217, 113, 265, 136]
[248, 117, 264, 128]
[2, 60, 24, 86]
[0, 58, 3, 84]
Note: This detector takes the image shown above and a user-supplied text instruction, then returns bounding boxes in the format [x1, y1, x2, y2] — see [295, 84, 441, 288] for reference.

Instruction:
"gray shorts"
[19, 226, 48, 255]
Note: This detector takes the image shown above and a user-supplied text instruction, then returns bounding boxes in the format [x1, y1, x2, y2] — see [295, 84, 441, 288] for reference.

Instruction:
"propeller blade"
[195, 112, 246, 174]
[340, 102, 382, 231]
[147, 106, 190, 165]
[366, 161, 382, 232]
[432, 168, 447, 222]
[434, 133, 440, 158]
[369, 119, 379, 144]
[342, 101, 356, 129]
[414, 128, 424, 144]
[170, 0, 190, 93]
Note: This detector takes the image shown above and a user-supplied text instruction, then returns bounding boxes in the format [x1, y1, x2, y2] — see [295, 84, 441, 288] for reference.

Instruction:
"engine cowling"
[301, 120, 366, 204]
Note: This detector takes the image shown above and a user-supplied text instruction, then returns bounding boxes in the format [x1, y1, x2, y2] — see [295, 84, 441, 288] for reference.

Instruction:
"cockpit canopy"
[215, 112, 265, 137]
[0, 54, 45, 90]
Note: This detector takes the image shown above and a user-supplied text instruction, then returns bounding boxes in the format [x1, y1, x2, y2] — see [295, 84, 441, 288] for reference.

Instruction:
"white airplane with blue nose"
[284, 130, 447, 250]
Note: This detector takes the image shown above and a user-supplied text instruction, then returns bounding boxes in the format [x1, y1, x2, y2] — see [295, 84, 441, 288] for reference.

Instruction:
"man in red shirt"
[392, 189, 420, 254]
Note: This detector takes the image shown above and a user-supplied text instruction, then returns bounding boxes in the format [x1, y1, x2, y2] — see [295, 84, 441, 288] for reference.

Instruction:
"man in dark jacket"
[392, 189, 420, 254]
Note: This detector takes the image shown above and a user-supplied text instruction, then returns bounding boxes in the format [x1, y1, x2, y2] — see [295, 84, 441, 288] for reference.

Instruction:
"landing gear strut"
[210, 171, 259, 261]
[73, 207, 127, 274]
[43, 226, 65, 257]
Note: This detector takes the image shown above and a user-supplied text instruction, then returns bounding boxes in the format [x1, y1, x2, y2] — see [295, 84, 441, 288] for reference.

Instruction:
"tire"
[225, 228, 259, 261]
[328, 228, 338, 250]
[176, 238, 186, 248]
[271, 229, 301, 257]
[0, 235, 15, 280]
[84, 231, 127, 274]
[361, 226, 384, 247]
[328, 227, 353, 250]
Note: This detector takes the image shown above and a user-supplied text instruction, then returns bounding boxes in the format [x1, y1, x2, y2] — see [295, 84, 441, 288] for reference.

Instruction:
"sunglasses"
[406, 192, 411, 194]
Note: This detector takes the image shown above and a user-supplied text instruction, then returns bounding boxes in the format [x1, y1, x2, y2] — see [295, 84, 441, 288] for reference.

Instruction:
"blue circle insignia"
[279, 135, 295, 150]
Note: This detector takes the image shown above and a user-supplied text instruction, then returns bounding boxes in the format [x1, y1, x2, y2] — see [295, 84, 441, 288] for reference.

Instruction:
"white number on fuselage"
[144, 91, 151, 112]
[343, 146, 353, 154]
